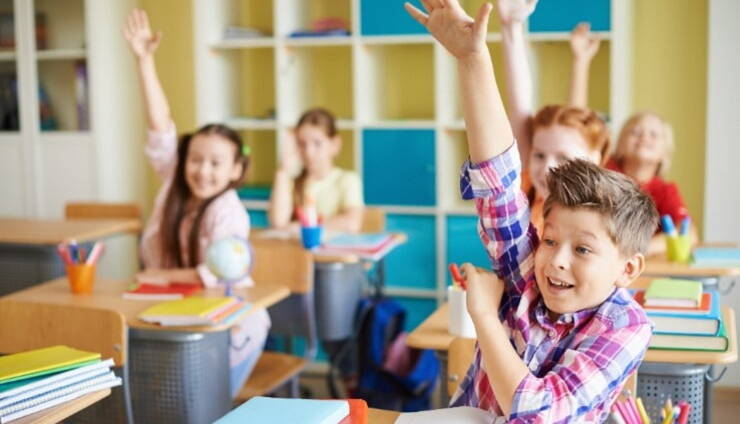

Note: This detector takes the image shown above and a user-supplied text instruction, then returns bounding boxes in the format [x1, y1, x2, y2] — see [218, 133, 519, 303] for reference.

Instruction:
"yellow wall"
[632, 0, 708, 234]
[142, 0, 709, 233]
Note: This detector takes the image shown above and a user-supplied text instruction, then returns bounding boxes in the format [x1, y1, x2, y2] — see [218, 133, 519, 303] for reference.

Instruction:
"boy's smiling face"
[534, 204, 643, 318]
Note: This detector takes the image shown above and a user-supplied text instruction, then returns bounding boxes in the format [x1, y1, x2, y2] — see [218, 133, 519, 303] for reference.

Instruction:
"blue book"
[646, 290, 722, 336]
[325, 233, 392, 251]
[692, 247, 740, 267]
[215, 397, 349, 424]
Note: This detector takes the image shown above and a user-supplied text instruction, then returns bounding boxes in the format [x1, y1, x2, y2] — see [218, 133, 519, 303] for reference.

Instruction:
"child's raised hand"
[496, 0, 538, 26]
[460, 263, 504, 320]
[405, 0, 492, 60]
[570, 22, 601, 62]
[123, 9, 162, 60]
[279, 132, 303, 175]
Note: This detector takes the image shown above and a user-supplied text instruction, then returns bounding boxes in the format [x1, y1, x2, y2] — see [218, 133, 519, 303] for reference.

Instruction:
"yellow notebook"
[0, 346, 100, 384]
[140, 297, 235, 318]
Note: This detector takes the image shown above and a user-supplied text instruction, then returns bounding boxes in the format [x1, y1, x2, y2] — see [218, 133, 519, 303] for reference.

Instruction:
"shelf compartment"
[358, 43, 434, 122]
[445, 214, 490, 285]
[360, 0, 426, 36]
[0, 61, 18, 131]
[37, 59, 89, 132]
[281, 45, 353, 123]
[276, 0, 351, 38]
[531, 40, 611, 117]
[241, 129, 277, 198]
[384, 213, 437, 290]
[362, 128, 435, 207]
[529, 0, 611, 32]
[335, 129, 356, 171]
[34, 0, 85, 51]
[438, 129, 475, 211]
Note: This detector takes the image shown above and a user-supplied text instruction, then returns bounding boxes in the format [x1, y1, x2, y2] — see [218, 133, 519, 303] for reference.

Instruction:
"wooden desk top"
[12, 388, 111, 424]
[368, 408, 400, 424]
[408, 280, 738, 365]
[643, 256, 740, 278]
[0, 218, 141, 245]
[2, 277, 290, 332]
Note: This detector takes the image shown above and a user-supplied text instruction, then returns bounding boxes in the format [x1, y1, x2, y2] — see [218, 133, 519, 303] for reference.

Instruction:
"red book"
[123, 283, 202, 300]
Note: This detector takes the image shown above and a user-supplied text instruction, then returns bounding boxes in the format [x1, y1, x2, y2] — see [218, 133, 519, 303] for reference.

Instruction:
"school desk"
[644, 245, 740, 294]
[0, 218, 142, 296]
[2, 277, 290, 424]
[407, 277, 738, 408]
[12, 388, 111, 424]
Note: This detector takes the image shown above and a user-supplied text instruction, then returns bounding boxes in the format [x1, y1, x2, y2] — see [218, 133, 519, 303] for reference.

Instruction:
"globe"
[205, 237, 252, 282]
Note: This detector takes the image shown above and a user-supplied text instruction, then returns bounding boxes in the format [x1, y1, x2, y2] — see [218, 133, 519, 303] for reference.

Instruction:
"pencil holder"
[666, 235, 692, 263]
[448, 286, 476, 338]
[66, 264, 96, 294]
[300, 226, 322, 250]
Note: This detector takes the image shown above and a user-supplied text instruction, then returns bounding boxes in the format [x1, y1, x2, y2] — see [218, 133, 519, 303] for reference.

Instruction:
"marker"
[56, 243, 73, 266]
[448, 263, 466, 290]
[69, 239, 80, 264]
[676, 401, 691, 424]
[679, 216, 691, 236]
[660, 215, 676, 236]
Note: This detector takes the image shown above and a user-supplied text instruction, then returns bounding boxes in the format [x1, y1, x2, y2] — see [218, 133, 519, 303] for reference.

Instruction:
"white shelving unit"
[192, 0, 633, 312]
[0, 0, 145, 219]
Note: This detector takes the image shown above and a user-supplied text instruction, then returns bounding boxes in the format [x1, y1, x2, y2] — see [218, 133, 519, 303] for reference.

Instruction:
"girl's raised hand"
[496, 0, 538, 26]
[570, 22, 601, 62]
[405, 0, 492, 60]
[123, 9, 162, 59]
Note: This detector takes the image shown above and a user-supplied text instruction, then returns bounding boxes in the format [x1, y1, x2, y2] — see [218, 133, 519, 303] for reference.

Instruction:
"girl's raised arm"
[568, 22, 601, 108]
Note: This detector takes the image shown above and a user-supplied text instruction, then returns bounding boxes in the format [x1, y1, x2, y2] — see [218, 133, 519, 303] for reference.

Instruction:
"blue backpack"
[348, 297, 439, 411]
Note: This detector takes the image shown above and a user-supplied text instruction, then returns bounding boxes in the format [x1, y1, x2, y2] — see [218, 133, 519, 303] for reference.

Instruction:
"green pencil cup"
[666, 235, 692, 263]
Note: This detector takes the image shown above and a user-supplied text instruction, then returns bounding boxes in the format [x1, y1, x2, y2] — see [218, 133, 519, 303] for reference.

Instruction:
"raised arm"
[497, 0, 538, 166]
[568, 22, 601, 108]
[268, 135, 300, 229]
[123, 9, 171, 132]
[405, 0, 511, 162]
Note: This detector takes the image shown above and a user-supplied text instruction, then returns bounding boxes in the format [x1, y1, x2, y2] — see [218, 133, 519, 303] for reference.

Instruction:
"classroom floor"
[299, 372, 740, 423]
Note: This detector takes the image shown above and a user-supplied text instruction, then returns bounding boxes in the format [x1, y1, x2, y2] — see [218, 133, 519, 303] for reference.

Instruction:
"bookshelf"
[192, 0, 633, 330]
[0, 0, 145, 219]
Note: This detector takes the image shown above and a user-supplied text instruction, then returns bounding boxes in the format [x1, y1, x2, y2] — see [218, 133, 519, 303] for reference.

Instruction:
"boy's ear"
[615, 253, 645, 288]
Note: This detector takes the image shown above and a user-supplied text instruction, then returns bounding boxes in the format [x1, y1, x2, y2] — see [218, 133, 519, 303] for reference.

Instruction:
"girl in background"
[124, 8, 269, 396]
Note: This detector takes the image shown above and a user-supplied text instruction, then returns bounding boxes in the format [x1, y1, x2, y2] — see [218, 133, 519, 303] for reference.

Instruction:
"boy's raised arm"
[405, 0, 513, 162]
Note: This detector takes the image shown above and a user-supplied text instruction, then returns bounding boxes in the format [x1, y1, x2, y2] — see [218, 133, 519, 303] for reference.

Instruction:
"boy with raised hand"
[405, 1, 658, 422]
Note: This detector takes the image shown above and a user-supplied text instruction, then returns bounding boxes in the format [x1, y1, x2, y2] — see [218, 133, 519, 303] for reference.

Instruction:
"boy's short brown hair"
[543, 159, 659, 256]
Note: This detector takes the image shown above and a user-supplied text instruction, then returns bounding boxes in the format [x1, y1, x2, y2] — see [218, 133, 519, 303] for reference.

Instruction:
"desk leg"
[435, 350, 449, 407]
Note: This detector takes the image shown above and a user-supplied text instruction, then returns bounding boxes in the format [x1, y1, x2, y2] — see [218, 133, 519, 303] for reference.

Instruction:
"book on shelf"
[123, 282, 202, 300]
[691, 247, 740, 268]
[214, 396, 350, 424]
[0, 347, 119, 424]
[648, 307, 730, 352]
[643, 278, 703, 308]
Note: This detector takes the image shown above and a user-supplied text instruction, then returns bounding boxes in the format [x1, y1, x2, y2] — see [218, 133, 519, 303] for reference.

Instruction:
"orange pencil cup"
[66, 264, 96, 294]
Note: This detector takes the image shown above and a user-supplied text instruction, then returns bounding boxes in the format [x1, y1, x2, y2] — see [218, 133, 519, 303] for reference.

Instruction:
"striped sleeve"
[459, 142, 538, 294]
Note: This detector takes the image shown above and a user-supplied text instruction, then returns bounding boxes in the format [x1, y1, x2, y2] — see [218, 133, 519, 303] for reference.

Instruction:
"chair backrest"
[361, 207, 386, 233]
[0, 300, 127, 366]
[447, 337, 476, 396]
[65, 202, 141, 221]
[250, 238, 314, 294]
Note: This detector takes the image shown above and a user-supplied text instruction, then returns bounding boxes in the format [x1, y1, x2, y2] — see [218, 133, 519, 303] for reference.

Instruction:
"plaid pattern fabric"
[451, 144, 652, 423]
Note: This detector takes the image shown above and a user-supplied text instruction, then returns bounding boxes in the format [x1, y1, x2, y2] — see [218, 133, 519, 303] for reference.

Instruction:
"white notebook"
[395, 407, 495, 424]
[0, 359, 114, 402]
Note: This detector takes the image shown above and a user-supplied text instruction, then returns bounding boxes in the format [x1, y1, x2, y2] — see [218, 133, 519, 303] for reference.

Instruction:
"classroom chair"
[360, 207, 386, 233]
[0, 300, 133, 424]
[447, 337, 476, 397]
[235, 238, 317, 402]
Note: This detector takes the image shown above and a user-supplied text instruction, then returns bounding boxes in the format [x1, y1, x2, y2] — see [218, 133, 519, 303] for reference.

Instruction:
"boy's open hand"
[123, 9, 162, 59]
[405, 0, 492, 60]
[570, 22, 601, 62]
[460, 263, 504, 320]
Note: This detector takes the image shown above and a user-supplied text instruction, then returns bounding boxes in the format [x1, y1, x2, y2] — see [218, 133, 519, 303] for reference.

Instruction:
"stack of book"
[215, 397, 367, 424]
[123, 282, 202, 300]
[138, 296, 252, 327]
[633, 278, 728, 351]
[314, 233, 399, 261]
[0, 345, 120, 423]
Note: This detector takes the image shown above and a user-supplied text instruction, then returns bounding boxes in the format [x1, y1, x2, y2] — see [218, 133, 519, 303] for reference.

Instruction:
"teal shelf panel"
[529, 0, 610, 32]
[385, 214, 436, 290]
[445, 215, 490, 285]
[394, 297, 437, 332]
[249, 209, 269, 229]
[362, 128, 436, 206]
[360, 0, 428, 36]
[238, 184, 271, 201]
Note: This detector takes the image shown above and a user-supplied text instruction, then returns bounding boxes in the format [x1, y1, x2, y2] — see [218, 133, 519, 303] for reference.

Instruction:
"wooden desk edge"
[368, 408, 401, 424]
[406, 303, 451, 351]
[13, 388, 111, 424]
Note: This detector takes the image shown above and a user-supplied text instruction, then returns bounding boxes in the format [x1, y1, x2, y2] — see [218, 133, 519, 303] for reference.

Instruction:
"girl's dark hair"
[293, 108, 337, 206]
[159, 123, 249, 268]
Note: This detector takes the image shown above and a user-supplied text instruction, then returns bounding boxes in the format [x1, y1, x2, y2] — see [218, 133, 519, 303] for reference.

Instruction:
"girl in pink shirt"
[124, 9, 269, 397]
